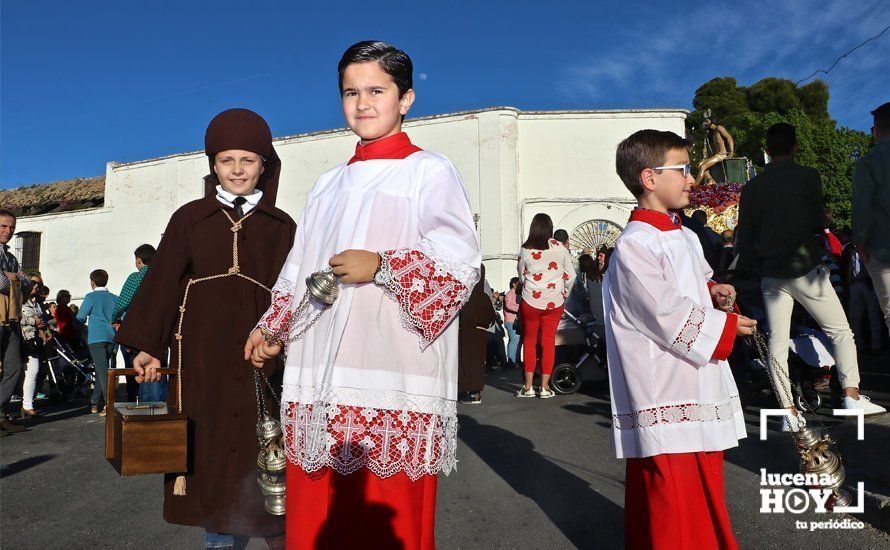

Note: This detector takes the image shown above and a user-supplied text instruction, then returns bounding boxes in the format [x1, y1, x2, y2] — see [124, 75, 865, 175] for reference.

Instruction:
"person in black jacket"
[736, 122, 885, 420]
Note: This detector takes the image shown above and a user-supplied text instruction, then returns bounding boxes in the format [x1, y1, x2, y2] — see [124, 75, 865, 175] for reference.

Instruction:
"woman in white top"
[516, 213, 576, 398]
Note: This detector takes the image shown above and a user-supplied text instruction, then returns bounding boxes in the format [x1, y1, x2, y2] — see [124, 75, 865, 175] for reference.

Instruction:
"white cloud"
[559, 0, 890, 127]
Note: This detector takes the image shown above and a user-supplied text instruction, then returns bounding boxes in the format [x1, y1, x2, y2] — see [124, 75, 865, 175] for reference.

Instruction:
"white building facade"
[15, 107, 686, 299]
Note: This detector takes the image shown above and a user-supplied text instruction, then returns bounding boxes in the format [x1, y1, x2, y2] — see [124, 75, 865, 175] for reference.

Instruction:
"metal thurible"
[254, 370, 286, 516]
[793, 428, 852, 507]
[306, 269, 339, 305]
[252, 268, 340, 515]
[286, 269, 341, 342]
[256, 414, 282, 441]
[751, 328, 852, 509]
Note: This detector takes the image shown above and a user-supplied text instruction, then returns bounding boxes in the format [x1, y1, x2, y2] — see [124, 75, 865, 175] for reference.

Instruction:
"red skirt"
[625, 451, 738, 550]
[286, 462, 438, 549]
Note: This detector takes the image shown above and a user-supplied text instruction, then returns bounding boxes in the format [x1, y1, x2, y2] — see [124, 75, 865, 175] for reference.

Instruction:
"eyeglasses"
[652, 164, 692, 178]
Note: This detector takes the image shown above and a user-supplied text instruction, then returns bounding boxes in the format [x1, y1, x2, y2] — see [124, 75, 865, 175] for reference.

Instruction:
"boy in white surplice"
[604, 130, 757, 550]
[245, 41, 480, 550]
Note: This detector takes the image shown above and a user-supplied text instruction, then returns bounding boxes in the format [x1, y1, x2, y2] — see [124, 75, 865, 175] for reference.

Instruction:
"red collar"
[628, 208, 683, 231]
[348, 132, 422, 165]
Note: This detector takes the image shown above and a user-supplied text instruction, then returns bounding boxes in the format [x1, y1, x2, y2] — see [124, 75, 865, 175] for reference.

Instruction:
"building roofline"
[109, 106, 689, 169]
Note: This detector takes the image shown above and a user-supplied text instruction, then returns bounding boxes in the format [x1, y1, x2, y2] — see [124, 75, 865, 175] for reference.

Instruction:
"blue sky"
[2, 0, 888, 188]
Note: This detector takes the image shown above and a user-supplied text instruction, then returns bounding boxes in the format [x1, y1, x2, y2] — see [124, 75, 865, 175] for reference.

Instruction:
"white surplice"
[258, 143, 481, 480]
[603, 210, 746, 459]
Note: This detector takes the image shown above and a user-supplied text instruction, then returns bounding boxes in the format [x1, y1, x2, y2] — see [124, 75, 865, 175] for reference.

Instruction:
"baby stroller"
[43, 332, 95, 401]
[514, 290, 608, 394]
[733, 288, 835, 414]
[786, 326, 835, 412]
[549, 310, 608, 394]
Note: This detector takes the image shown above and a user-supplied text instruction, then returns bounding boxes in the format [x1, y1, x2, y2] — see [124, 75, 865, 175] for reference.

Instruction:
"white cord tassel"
[173, 475, 187, 496]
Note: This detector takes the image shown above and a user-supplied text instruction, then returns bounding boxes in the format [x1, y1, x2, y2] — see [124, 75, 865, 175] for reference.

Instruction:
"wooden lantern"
[105, 368, 188, 476]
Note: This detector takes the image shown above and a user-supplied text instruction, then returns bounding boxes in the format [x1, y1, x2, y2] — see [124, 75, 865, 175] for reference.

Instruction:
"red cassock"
[624, 451, 738, 550]
[287, 464, 437, 549]
[602, 209, 747, 549]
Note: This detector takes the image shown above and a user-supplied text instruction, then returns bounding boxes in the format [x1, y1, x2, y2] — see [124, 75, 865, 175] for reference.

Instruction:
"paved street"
[2, 352, 890, 549]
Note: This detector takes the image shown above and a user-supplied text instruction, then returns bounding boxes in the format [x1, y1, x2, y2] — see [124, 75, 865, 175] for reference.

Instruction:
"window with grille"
[15, 232, 41, 273]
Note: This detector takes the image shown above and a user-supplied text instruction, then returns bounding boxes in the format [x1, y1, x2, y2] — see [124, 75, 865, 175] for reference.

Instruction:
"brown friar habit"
[458, 264, 495, 394]
[115, 109, 296, 537]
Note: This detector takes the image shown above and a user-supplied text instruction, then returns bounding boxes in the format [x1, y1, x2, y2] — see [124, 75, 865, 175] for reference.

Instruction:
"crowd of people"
[455, 111, 890, 422]
[454, 217, 615, 405]
[0, 223, 160, 431]
[1, 36, 887, 549]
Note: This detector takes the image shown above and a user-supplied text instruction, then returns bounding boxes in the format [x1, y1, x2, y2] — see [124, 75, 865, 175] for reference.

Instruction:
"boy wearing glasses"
[603, 130, 756, 549]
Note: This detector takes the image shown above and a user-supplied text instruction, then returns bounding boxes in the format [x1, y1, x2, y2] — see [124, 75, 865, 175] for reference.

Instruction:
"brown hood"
[203, 145, 281, 207]
[202, 108, 281, 207]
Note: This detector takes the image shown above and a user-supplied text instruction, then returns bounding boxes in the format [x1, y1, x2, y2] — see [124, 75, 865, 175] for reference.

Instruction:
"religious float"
[685, 111, 756, 231]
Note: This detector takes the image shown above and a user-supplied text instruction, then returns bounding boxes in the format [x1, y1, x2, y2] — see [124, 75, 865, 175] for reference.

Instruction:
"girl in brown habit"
[115, 109, 295, 548]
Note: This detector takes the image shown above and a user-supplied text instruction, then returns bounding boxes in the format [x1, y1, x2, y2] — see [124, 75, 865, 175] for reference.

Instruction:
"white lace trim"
[255, 276, 297, 334]
[416, 238, 478, 304]
[281, 387, 457, 481]
[253, 276, 298, 358]
[281, 384, 456, 416]
[671, 304, 706, 357]
[612, 395, 743, 430]
[271, 275, 296, 295]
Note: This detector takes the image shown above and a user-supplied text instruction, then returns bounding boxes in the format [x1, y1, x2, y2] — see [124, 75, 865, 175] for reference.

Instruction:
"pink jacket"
[503, 288, 520, 323]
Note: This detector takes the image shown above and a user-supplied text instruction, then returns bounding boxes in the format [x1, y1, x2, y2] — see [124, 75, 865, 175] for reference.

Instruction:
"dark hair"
[553, 229, 569, 244]
[721, 230, 734, 244]
[0, 209, 15, 220]
[616, 130, 691, 197]
[766, 123, 797, 156]
[522, 213, 554, 250]
[873, 102, 890, 132]
[578, 254, 595, 277]
[57, 289, 71, 302]
[509, 277, 519, 289]
[338, 41, 413, 98]
[90, 269, 109, 287]
[39, 285, 50, 296]
[691, 209, 708, 224]
[134, 244, 156, 266]
[597, 247, 614, 280]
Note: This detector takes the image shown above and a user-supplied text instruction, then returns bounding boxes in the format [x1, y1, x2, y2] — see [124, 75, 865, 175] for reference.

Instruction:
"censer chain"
[253, 368, 280, 424]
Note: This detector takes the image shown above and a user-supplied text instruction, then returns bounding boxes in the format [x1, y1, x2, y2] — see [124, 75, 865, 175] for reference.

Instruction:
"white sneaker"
[515, 386, 535, 398]
[843, 395, 887, 416]
[539, 387, 555, 399]
[781, 412, 803, 433]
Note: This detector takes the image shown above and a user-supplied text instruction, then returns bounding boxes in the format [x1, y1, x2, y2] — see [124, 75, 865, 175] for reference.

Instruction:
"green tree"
[797, 81, 830, 120]
[688, 77, 870, 229]
[691, 77, 750, 123]
[746, 78, 802, 115]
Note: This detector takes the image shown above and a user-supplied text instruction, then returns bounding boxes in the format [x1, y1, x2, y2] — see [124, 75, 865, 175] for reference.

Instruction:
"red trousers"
[520, 301, 563, 375]
[625, 451, 738, 550]
[286, 463, 438, 550]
